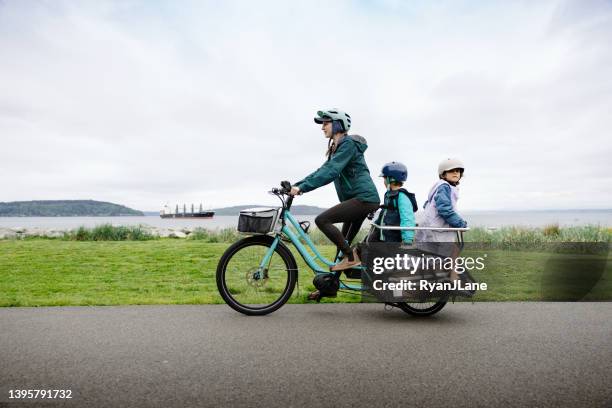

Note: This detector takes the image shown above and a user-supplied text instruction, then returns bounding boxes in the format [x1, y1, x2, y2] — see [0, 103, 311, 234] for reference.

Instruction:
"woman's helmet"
[380, 161, 408, 182]
[438, 158, 465, 177]
[314, 109, 351, 132]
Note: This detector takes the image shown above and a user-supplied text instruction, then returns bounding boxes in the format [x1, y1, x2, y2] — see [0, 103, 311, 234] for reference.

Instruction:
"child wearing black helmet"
[372, 162, 418, 243]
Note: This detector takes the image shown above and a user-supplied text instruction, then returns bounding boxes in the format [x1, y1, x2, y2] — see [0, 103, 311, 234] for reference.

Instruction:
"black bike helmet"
[379, 161, 408, 183]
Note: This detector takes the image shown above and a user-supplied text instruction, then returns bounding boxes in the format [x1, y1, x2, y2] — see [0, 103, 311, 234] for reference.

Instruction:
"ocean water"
[0, 210, 610, 230]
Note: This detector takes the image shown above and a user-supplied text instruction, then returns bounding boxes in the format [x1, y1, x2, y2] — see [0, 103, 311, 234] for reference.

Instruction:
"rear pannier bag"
[237, 208, 280, 234]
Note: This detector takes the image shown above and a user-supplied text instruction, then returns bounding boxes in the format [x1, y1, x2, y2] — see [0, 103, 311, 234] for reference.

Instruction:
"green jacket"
[296, 135, 380, 204]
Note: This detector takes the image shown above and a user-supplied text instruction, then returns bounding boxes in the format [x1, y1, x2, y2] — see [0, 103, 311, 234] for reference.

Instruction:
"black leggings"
[315, 198, 380, 259]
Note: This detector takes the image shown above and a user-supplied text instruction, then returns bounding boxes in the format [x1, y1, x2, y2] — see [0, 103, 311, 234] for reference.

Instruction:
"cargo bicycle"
[216, 182, 469, 316]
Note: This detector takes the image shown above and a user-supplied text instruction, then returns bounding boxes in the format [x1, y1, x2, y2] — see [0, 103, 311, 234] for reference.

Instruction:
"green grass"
[460, 248, 610, 301]
[0, 240, 609, 307]
[464, 225, 610, 250]
[0, 240, 355, 306]
[71, 224, 155, 241]
[7, 224, 610, 247]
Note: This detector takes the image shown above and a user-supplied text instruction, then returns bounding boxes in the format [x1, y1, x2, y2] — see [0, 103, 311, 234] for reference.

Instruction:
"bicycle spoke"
[221, 242, 292, 309]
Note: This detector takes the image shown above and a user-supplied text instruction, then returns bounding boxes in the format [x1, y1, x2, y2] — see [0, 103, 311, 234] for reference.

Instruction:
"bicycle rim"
[396, 295, 448, 316]
[217, 238, 296, 315]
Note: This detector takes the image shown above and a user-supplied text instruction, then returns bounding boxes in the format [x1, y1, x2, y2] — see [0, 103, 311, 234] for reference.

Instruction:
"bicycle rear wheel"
[395, 296, 448, 316]
[216, 235, 298, 316]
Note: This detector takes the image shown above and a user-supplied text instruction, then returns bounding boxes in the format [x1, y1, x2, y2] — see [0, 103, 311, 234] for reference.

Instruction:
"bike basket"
[237, 207, 281, 234]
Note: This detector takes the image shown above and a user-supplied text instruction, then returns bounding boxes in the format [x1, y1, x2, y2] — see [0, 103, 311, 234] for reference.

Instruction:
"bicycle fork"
[253, 236, 280, 280]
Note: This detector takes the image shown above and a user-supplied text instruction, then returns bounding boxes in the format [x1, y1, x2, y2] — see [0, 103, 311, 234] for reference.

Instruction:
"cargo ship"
[160, 203, 214, 219]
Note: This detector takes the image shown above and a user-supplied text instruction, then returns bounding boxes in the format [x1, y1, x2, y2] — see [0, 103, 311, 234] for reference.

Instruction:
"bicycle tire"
[216, 235, 298, 316]
[395, 297, 448, 317]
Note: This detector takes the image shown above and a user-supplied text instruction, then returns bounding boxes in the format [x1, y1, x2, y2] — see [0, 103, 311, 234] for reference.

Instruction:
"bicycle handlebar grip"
[280, 180, 292, 193]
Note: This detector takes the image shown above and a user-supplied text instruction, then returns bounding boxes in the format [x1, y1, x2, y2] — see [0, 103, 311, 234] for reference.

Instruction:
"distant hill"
[213, 205, 327, 216]
[0, 200, 144, 217]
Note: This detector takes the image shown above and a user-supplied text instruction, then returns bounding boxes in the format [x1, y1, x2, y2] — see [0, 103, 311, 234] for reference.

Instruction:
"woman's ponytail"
[326, 138, 334, 160]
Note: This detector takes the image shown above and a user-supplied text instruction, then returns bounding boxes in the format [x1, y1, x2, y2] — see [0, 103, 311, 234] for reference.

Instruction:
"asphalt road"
[1, 303, 610, 408]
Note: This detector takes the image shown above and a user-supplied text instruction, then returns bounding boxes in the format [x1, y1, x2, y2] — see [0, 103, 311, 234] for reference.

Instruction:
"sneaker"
[330, 248, 361, 271]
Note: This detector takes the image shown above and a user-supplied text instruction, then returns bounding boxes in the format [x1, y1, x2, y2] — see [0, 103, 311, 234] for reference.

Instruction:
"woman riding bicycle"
[290, 109, 380, 297]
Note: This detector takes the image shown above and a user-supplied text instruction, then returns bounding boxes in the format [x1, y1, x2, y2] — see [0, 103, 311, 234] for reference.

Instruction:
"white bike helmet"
[314, 109, 351, 132]
[438, 158, 465, 177]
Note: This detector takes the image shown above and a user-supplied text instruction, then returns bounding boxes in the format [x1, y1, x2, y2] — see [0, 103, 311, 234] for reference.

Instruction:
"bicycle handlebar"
[268, 181, 294, 210]
[270, 181, 292, 195]
[280, 180, 292, 192]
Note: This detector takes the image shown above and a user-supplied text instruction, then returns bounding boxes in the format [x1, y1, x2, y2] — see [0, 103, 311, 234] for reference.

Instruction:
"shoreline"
[0, 224, 610, 241]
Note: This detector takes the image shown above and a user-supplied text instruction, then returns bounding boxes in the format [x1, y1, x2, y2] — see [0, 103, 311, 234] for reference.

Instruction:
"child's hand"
[289, 186, 301, 196]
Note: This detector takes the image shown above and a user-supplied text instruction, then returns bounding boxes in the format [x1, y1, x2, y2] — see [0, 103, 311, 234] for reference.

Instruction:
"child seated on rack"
[371, 161, 418, 244]
[416, 158, 473, 297]
[416, 158, 467, 243]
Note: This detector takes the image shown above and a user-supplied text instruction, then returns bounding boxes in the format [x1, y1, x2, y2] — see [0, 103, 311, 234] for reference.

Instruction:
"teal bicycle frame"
[256, 204, 469, 292]
[258, 209, 364, 291]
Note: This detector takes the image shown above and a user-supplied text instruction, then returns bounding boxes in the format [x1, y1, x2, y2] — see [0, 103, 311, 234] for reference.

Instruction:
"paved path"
[1, 303, 610, 407]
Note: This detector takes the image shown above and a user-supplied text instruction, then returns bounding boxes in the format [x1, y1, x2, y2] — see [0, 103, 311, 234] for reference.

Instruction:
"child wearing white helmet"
[417, 158, 473, 296]
[417, 158, 467, 243]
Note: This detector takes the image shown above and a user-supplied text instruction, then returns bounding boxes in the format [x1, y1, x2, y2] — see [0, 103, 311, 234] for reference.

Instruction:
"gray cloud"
[1, 0, 611, 211]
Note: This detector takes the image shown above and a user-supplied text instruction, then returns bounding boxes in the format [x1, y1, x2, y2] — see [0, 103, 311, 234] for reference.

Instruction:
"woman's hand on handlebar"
[289, 186, 301, 196]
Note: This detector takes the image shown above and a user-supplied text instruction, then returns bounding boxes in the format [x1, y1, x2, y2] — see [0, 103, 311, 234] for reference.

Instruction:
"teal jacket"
[296, 135, 380, 204]
[376, 189, 416, 243]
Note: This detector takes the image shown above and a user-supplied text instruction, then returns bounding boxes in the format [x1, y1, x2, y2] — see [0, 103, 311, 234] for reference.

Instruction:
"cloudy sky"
[1, 0, 610, 211]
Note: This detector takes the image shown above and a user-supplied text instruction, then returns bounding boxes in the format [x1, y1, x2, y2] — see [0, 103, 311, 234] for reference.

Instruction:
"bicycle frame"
[253, 208, 358, 289]
[257, 193, 470, 292]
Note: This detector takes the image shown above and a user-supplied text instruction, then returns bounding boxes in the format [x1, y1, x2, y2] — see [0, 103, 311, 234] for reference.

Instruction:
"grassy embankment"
[11, 223, 612, 248]
[0, 225, 610, 306]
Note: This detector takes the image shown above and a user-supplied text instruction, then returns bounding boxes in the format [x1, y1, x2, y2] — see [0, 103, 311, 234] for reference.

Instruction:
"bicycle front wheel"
[216, 235, 298, 316]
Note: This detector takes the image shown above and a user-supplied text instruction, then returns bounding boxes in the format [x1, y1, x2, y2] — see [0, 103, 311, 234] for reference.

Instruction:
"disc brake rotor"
[246, 268, 268, 288]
